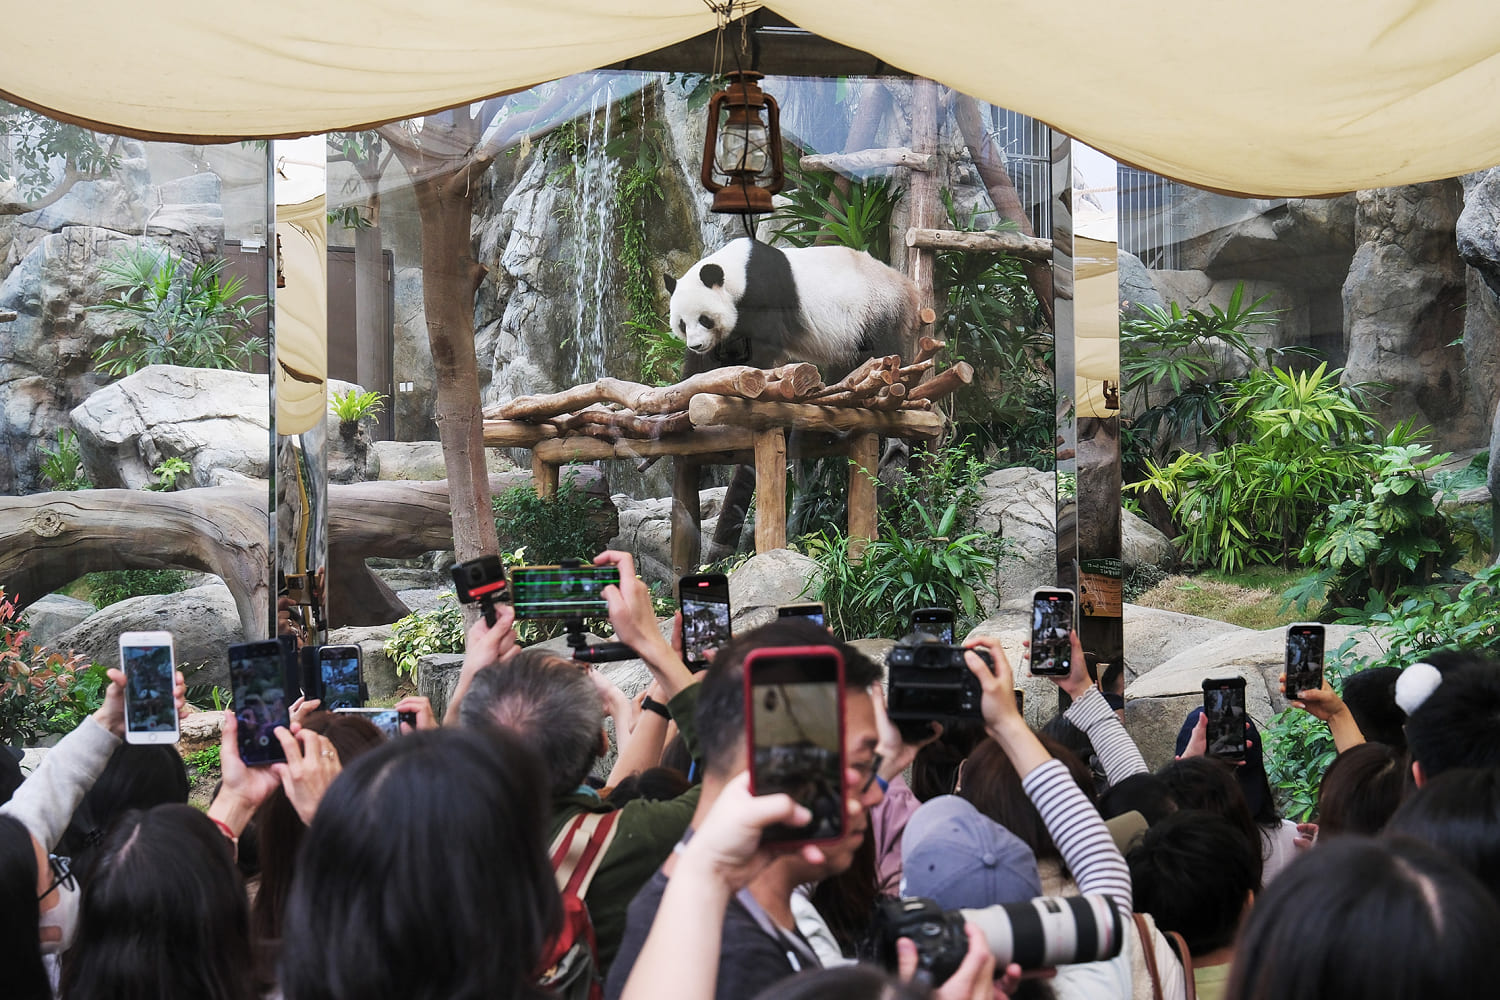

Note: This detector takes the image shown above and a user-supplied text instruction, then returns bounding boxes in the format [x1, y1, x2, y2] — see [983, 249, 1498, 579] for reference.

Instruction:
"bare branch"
[0, 161, 83, 216]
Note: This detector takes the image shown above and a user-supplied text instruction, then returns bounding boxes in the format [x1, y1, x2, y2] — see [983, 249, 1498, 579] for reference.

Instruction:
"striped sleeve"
[1022, 758, 1133, 921]
[1064, 687, 1148, 785]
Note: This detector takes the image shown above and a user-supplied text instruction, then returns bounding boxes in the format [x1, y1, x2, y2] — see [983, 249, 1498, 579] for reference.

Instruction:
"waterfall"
[569, 86, 620, 385]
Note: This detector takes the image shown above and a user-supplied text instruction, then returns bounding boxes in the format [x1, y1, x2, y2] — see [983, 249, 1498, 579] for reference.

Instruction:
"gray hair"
[458, 649, 604, 797]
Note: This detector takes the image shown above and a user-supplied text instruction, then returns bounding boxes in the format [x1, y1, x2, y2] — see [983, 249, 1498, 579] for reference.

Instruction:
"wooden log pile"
[482, 344, 973, 448]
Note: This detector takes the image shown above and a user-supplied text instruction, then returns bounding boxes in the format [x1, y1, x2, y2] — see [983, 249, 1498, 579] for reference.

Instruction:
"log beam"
[906, 227, 1055, 262]
[533, 426, 757, 464]
[800, 147, 935, 173]
[687, 394, 944, 439]
[493, 366, 769, 421]
[671, 459, 702, 582]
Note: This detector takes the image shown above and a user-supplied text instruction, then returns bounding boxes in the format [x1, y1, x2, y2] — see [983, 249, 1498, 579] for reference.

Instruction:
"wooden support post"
[530, 453, 558, 500]
[847, 433, 880, 560]
[753, 428, 787, 553]
[906, 77, 941, 359]
[671, 458, 702, 584]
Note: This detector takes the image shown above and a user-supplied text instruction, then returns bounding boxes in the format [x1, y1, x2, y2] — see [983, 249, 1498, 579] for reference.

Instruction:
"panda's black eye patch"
[698, 314, 714, 329]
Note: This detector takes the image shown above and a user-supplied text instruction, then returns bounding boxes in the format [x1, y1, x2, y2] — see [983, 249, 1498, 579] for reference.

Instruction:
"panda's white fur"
[666, 239, 919, 373]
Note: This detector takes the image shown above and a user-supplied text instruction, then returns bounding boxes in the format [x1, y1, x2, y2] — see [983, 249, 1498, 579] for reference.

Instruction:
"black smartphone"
[1014, 688, 1026, 714]
[1029, 588, 1075, 677]
[745, 645, 847, 847]
[679, 573, 732, 673]
[1203, 677, 1248, 762]
[777, 603, 826, 628]
[1285, 624, 1325, 699]
[334, 707, 415, 738]
[319, 644, 364, 710]
[910, 607, 955, 644]
[508, 565, 620, 619]
[228, 638, 294, 767]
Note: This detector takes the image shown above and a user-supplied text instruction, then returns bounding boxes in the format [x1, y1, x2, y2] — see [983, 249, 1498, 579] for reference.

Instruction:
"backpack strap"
[550, 810, 622, 899]
[1132, 914, 1165, 1000]
[1164, 929, 1196, 1000]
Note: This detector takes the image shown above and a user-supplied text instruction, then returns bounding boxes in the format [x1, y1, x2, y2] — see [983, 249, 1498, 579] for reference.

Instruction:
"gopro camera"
[451, 555, 507, 625]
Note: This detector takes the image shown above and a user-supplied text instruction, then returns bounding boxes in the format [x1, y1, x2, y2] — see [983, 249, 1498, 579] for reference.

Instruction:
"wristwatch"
[641, 695, 671, 720]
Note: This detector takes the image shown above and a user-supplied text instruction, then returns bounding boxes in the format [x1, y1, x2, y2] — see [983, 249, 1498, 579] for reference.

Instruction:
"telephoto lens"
[873, 895, 1121, 984]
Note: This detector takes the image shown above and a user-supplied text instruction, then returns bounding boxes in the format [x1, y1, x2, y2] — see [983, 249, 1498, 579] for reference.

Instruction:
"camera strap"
[735, 889, 822, 972]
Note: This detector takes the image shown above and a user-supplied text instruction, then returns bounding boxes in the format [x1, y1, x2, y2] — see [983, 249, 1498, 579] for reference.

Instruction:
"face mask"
[39, 880, 80, 954]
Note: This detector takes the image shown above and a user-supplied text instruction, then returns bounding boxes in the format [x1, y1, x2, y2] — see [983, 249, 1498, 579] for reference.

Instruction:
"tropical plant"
[385, 596, 466, 678]
[768, 152, 900, 259]
[145, 456, 192, 492]
[1129, 364, 1382, 573]
[89, 245, 268, 376]
[1430, 451, 1493, 562]
[329, 388, 386, 424]
[0, 100, 120, 214]
[182, 743, 221, 773]
[38, 428, 92, 491]
[492, 475, 612, 565]
[1284, 433, 1461, 614]
[0, 591, 104, 746]
[82, 569, 189, 609]
[1330, 563, 1500, 671]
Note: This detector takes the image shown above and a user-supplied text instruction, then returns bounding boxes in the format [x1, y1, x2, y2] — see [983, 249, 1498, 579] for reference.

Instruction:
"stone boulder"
[609, 487, 730, 585]
[415, 652, 465, 724]
[1458, 166, 1500, 298]
[371, 439, 519, 481]
[727, 549, 824, 634]
[1176, 192, 1356, 288]
[145, 173, 226, 258]
[21, 595, 98, 649]
[1458, 169, 1500, 429]
[51, 583, 245, 691]
[971, 467, 1176, 606]
[70, 365, 360, 489]
[1123, 624, 1387, 770]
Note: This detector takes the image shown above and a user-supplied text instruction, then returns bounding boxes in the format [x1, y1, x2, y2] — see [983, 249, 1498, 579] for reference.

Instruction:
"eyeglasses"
[38, 853, 74, 901]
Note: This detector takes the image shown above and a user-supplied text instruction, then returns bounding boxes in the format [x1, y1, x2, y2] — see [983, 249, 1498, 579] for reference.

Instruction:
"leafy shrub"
[0, 591, 104, 746]
[769, 155, 900, 259]
[1430, 450, 1493, 562]
[183, 743, 221, 773]
[146, 456, 192, 492]
[385, 597, 466, 678]
[493, 475, 612, 565]
[83, 569, 189, 609]
[329, 388, 385, 424]
[38, 428, 92, 491]
[89, 245, 268, 376]
[1130, 364, 1381, 573]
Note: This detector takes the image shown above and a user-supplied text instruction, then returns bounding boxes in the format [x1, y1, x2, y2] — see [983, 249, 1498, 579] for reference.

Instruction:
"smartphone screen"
[911, 608, 955, 644]
[320, 645, 363, 710]
[680, 574, 732, 672]
[1030, 589, 1075, 676]
[746, 646, 847, 846]
[120, 632, 178, 741]
[229, 640, 293, 766]
[508, 565, 619, 618]
[1285, 624, 1325, 698]
[1203, 679, 1248, 761]
[334, 707, 403, 739]
[777, 603, 826, 628]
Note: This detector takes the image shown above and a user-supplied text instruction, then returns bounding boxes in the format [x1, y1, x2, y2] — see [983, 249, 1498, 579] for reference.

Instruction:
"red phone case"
[743, 644, 848, 848]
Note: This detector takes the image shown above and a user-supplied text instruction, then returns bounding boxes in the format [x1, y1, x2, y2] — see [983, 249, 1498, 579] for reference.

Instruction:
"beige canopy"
[3, 1, 1498, 196]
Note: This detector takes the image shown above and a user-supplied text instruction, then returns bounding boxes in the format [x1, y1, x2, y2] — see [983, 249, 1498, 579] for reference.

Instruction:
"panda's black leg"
[704, 464, 755, 563]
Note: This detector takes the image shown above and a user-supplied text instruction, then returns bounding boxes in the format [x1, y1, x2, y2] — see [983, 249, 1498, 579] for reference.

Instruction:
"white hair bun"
[1396, 662, 1443, 715]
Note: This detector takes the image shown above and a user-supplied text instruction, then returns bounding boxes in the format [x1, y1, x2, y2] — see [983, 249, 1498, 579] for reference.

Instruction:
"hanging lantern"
[701, 71, 784, 215]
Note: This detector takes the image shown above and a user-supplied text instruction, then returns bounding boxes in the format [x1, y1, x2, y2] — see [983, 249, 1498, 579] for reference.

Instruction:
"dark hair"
[658, 732, 694, 779]
[250, 712, 385, 967]
[1128, 809, 1260, 955]
[1405, 660, 1500, 779]
[1098, 773, 1178, 826]
[57, 743, 189, 882]
[0, 748, 23, 806]
[750, 965, 928, 1000]
[1040, 715, 1105, 794]
[959, 735, 1096, 865]
[459, 648, 602, 796]
[607, 766, 691, 806]
[1156, 757, 1261, 887]
[1226, 837, 1500, 1000]
[1339, 667, 1406, 751]
[0, 814, 49, 1000]
[809, 823, 881, 953]
[696, 619, 882, 777]
[279, 726, 559, 1000]
[1316, 742, 1406, 837]
[60, 804, 255, 1000]
[909, 719, 986, 802]
[1384, 767, 1500, 902]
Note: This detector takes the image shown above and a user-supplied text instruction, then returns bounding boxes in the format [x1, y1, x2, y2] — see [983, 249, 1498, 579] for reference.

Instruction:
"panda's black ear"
[700, 264, 725, 289]
[664, 273, 677, 294]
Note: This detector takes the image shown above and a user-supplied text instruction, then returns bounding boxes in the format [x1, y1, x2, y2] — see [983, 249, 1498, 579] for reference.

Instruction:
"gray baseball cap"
[901, 795, 1042, 909]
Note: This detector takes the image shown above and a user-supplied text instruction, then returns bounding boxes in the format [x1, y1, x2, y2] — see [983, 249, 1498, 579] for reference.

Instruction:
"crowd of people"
[3, 547, 1499, 1000]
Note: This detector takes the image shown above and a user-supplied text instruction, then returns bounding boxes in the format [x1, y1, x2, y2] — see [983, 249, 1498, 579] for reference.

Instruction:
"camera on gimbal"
[885, 634, 993, 740]
[871, 895, 1122, 984]
[451, 555, 507, 626]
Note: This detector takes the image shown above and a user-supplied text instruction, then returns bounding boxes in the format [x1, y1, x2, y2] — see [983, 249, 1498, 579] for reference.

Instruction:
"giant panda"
[665, 238, 920, 379]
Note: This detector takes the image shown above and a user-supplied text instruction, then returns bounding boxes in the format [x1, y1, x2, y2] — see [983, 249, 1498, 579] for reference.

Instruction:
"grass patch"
[1134, 568, 1318, 630]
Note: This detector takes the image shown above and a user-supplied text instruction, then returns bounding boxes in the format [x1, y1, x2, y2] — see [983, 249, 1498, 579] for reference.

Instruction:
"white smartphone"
[119, 631, 179, 744]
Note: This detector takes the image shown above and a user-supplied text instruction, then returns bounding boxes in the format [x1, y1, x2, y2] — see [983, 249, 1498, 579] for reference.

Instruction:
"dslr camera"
[885, 634, 992, 739]
[451, 555, 507, 625]
[871, 895, 1121, 984]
